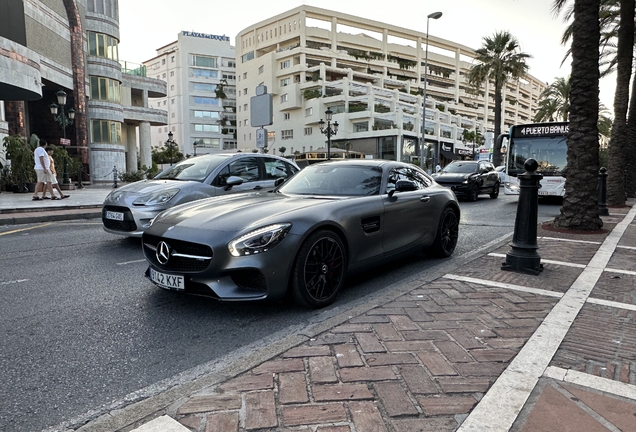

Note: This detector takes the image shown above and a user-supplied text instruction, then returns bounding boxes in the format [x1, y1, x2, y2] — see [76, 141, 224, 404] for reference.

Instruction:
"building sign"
[59, 138, 70, 146]
[440, 142, 454, 153]
[182, 31, 229, 41]
[456, 148, 472, 156]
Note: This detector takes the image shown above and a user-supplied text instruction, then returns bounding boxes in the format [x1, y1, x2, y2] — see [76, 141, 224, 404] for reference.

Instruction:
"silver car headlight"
[228, 223, 292, 257]
[133, 189, 179, 206]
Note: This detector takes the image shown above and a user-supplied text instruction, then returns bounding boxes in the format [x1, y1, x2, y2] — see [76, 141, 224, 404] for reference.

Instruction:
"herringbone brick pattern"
[173, 282, 559, 431]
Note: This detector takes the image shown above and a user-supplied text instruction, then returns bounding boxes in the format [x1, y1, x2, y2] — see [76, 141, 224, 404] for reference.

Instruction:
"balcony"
[120, 60, 146, 77]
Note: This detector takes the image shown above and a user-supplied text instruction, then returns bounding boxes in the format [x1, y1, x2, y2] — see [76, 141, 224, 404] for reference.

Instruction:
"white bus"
[503, 122, 568, 197]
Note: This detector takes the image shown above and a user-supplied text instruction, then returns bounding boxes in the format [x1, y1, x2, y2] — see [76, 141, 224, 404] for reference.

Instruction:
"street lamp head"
[68, 108, 75, 120]
[168, 131, 173, 140]
[56, 90, 67, 105]
[325, 108, 333, 122]
[428, 11, 443, 20]
[49, 103, 59, 115]
[333, 121, 339, 134]
[318, 119, 325, 132]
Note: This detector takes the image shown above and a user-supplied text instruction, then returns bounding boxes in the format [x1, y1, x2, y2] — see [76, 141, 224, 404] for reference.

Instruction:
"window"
[171, 99, 175, 104]
[280, 78, 290, 87]
[162, 59, 166, 65]
[170, 71, 174, 77]
[193, 83, 217, 92]
[91, 120, 122, 143]
[280, 60, 290, 69]
[241, 51, 254, 63]
[194, 138, 221, 149]
[264, 157, 297, 180]
[354, 122, 368, 132]
[281, 94, 288, 103]
[244, 88, 248, 95]
[281, 130, 293, 140]
[216, 157, 260, 185]
[192, 69, 218, 78]
[193, 97, 218, 105]
[243, 104, 248, 111]
[171, 56, 175, 63]
[194, 55, 216, 68]
[162, 73, 166, 78]
[87, 32, 119, 60]
[89, 76, 121, 103]
[228, 61, 236, 68]
[194, 110, 220, 119]
[284, 113, 291, 120]
[305, 107, 313, 117]
[194, 124, 220, 132]
[258, 65, 264, 74]
[170, 85, 174, 90]
[243, 72, 247, 79]
[304, 127, 312, 136]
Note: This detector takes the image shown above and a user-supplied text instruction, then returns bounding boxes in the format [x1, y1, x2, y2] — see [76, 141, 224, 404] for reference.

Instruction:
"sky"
[118, 0, 616, 112]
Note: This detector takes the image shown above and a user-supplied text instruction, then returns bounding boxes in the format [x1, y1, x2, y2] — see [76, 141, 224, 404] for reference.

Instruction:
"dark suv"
[431, 161, 500, 201]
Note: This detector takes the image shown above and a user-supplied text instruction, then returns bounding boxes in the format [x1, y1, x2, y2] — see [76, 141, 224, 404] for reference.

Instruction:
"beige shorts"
[36, 169, 54, 183]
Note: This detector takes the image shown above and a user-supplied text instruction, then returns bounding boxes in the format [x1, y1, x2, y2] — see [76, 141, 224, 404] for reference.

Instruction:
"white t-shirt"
[34, 147, 50, 170]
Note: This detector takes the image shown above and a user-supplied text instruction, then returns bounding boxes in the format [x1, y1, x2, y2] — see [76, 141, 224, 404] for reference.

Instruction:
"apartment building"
[235, 5, 546, 167]
[0, 0, 167, 184]
[144, 31, 237, 156]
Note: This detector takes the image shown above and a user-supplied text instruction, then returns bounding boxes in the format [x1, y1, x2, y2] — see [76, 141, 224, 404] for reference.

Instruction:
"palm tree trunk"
[625, 73, 636, 197]
[606, 0, 633, 206]
[492, 79, 503, 167]
[553, 0, 603, 231]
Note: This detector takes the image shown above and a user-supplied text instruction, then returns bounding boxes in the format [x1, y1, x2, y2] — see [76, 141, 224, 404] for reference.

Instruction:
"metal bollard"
[598, 167, 609, 216]
[501, 158, 543, 275]
[113, 166, 118, 189]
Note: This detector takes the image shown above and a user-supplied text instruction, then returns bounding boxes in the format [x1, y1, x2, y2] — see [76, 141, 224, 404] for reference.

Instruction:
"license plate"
[150, 268, 184, 290]
[105, 211, 124, 221]
[538, 191, 559, 196]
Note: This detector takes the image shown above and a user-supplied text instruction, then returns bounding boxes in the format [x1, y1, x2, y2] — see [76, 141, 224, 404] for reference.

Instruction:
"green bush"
[118, 170, 147, 182]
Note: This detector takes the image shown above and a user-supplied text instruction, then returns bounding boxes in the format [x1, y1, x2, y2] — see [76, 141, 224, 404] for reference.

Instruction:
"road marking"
[605, 267, 636, 276]
[443, 274, 563, 298]
[0, 279, 29, 286]
[545, 366, 636, 401]
[538, 236, 602, 245]
[487, 253, 587, 268]
[616, 244, 636, 250]
[116, 259, 147, 266]
[0, 223, 52, 236]
[457, 204, 636, 432]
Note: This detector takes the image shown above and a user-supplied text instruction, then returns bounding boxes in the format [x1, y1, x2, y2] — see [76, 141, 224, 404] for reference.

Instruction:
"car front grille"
[143, 233, 213, 272]
[102, 206, 137, 232]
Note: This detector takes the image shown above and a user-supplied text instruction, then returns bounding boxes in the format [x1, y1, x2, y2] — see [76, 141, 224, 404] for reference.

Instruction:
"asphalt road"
[0, 193, 562, 432]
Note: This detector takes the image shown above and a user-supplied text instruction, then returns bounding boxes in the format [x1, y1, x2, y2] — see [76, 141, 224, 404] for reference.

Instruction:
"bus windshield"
[507, 136, 567, 177]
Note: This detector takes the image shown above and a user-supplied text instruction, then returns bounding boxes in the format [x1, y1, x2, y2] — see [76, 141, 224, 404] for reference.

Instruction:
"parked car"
[431, 161, 500, 201]
[102, 153, 300, 237]
[495, 165, 506, 183]
[142, 160, 460, 308]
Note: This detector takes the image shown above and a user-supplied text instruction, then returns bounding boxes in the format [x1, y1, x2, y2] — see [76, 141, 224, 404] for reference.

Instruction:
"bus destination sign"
[511, 122, 568, 138]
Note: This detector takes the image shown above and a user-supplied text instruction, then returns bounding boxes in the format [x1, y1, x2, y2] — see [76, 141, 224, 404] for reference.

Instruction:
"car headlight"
[228, 223, 292, 257]
[133, 189, 179, 206]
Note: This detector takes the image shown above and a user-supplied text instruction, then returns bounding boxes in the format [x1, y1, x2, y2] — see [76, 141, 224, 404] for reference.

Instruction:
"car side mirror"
[395, 180, 418, 192]
[224, 175, 244, 191]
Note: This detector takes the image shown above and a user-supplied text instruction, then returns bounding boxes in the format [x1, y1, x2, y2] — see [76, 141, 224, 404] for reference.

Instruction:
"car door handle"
[420, 195, 431, 202]
[253, 185, 262, 190]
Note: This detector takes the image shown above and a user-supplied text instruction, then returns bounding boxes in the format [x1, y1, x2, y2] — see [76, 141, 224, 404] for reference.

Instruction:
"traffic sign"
[256, 128, 267, 149]
[60, 138, 71, 146]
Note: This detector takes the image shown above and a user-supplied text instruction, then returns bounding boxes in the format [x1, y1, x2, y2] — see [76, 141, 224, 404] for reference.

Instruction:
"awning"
[441, 150, 458, 160]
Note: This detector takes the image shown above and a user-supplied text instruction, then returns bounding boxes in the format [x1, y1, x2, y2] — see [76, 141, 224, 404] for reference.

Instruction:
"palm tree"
[466, 31, 531, 167]
[552, 0, 603, 231]
[533, 77, 571, 122]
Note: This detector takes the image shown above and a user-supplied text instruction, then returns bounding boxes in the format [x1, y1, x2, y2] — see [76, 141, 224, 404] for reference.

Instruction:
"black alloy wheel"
[467, 183, 479, 201]
[490, 182, 500, 199]
[430, 207, 459, 257]
[291, 230, 346, 308]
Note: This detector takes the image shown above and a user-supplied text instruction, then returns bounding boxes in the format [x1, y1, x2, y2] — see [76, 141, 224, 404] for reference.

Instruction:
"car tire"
[430, 207, 459, 258]
[467, 184, 479, 202]
[291, 230, 347, 308]
[490, 182, 500, 199]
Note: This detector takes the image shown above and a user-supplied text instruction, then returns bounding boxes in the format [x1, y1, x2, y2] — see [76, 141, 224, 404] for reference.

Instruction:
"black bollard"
[113, 166, 118, 189]
[501, 158, 543, 275]
[598, 167, 609, 216]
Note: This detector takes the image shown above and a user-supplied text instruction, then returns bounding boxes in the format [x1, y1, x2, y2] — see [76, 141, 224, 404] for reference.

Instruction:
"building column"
[139, 122, 152, 169]
[126, 124, 138, 172]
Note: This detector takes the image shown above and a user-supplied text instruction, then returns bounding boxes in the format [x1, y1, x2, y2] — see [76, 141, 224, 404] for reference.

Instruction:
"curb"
[0, 207, 102, 226]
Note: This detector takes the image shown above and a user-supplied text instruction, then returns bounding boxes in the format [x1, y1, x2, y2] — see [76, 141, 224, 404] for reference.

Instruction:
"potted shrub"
[2, 135, 36, 193]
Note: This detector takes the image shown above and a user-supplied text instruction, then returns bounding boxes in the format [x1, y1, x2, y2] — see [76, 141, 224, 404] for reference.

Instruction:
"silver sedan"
[102, 153, 299, 237]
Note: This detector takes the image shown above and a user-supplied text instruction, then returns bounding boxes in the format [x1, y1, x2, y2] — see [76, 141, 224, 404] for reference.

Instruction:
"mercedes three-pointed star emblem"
[156, 241, 171, 265]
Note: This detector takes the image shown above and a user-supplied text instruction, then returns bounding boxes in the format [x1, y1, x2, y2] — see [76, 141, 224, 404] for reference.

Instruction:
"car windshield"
[280, 164, 382, 196]
[154, 154, 231, 182]
[442, 162, 478, 174]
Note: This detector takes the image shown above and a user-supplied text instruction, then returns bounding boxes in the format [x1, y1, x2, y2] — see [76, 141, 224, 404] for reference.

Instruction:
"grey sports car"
[142, 159, 460, 308]
[102, 153, 299, 237]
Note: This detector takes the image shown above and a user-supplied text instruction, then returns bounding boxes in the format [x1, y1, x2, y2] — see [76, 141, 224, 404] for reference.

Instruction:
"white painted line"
[538, 236, 602, 245]
[116, 259, 147, 266]
[545, 366, 636, 401]
[129, 415, 189, 432]
[458, 205, 636, 432]
[586, 297, 636, 312]
[488, 253, 586, 268]
[443, 274, 563, 298]
[0, 279, 29, 286]
[616, 245, 636, 250]
[604, 267, 636, 276]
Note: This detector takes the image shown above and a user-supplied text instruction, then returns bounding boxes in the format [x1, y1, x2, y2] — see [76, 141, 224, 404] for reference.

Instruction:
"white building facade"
[144, 31, 237, 157]
[235, 6, 546, 168]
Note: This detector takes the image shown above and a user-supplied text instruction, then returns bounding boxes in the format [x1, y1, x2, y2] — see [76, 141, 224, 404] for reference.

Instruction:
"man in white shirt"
[33, 139, 54, 200]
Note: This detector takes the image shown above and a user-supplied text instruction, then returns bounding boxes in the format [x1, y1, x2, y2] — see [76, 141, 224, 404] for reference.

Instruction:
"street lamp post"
[166, 131, 177, 165]
[49, 90, 75, 185]
[193, 141, 198, 156]
[420, 11, 443, 170]
[318, 108, 339, 160]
